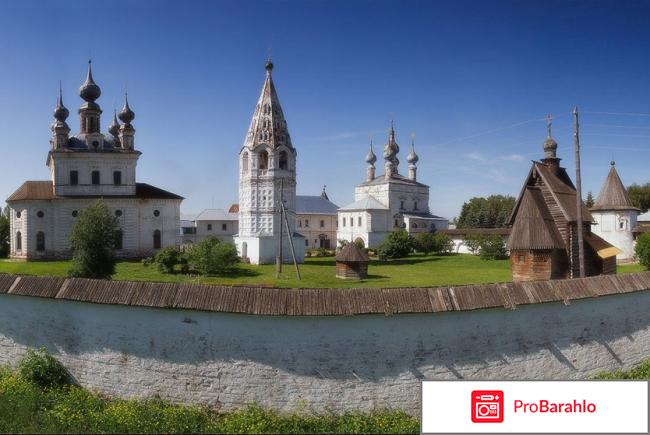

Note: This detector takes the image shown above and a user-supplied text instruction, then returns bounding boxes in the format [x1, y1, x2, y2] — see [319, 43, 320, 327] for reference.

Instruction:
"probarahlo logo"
[471, 390, 504, 423]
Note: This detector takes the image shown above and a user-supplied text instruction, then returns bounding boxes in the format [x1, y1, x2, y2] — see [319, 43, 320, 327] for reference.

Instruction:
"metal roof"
[339, 195, 389, 211]
[194, 209, 238, 221]
[7, 181, 183, 201]
[296, 195, 339, 215]
[360, 173, 428, 188]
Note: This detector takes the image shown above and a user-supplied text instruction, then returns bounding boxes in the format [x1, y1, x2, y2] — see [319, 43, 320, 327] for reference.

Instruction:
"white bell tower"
[234, 60, 305, 264]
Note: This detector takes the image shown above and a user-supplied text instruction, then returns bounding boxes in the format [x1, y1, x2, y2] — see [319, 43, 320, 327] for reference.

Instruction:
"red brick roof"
[7, 181, 183, 201]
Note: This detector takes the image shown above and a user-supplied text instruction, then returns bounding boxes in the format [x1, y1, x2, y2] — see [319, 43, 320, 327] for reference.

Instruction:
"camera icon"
[471, 390, 504, 423]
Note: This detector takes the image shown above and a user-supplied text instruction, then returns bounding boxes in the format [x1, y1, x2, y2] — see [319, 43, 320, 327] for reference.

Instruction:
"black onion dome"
[79, 61, 101, 102]
[118, 94, 135, 124]
[108, 110, 120, 136]
[53, 89, 69, 122]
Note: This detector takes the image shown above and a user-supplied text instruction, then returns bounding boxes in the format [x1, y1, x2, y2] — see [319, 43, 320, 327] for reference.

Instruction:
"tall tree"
[0, 206, 9, 258]
[457, 195, 516, 228]
[627, 183, 650, 213]
[68, 200, 120, 279]
[585, 191, 595, 208]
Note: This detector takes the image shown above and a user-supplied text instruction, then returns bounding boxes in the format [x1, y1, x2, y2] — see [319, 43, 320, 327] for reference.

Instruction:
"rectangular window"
[305, 239, 308, 246]
[70, 170, 78, 185]
[414, 201, 418, 210]
[358, 217, 362, 226]
[222, 223, 227, 231]
[343, 218, 346, 227]
[400, 201, 405, 210]
[113, 171, 122, 185]
[320, 220, 325, 228]
[91, 171, 100, 185]
[298, 220, 302, 228]
[207, 224, 212, 231]
[305, 219, 309, 228]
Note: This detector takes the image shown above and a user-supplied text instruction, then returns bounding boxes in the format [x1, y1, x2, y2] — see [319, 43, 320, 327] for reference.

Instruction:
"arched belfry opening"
[279, 150, 288, 170]
[258, 150, 269, 170]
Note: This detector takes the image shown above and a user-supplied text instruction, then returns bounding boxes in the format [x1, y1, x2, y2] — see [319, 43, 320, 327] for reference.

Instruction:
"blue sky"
[1, 0, 649, 218]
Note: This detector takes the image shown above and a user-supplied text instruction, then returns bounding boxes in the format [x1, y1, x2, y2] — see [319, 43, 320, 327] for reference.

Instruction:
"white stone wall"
[296, 214, 337, 250]
[591, 211, 638, 262]
[9, 197, 181, 259]
[1, 290, 649, 416]
[195, 220, 238, 244]
[48, 152, 139, 197]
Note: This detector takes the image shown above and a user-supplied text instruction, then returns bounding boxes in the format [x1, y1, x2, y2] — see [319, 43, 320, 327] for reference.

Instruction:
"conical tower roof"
[243, 60, 293, 150]
[591, 162, 639, 211]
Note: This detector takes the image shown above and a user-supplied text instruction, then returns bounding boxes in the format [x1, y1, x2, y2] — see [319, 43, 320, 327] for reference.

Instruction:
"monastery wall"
[1, 275, 649, 416]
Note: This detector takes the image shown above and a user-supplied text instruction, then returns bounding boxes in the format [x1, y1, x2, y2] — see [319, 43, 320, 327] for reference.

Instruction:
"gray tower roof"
[591, 162, 639, 212]
[243, 60, 293, 150]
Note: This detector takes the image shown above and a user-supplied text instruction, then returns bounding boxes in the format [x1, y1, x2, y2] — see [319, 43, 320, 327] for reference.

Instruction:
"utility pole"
[275, 179, 284, 279]
[281, 199, 301, 280]
[573, 106, 586, 278]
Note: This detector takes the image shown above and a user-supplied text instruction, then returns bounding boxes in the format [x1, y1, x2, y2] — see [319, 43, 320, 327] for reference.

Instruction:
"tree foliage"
[0, 206, 9, 258]
[68, 200, 120, 279]
[187, 236, 239, 275]
[479, 235, 508, 260]
[635, 232, 650, 270]
[377, 229, 414, 259]
[413, 232, 454, 255]
[18, 348, 71, 389]
[628, 183, 650, 213]
[463, 234, 484, 255]
[154, 246, 183, 274]
[585, 191, 595, 208]
[457, 195, 516, 228]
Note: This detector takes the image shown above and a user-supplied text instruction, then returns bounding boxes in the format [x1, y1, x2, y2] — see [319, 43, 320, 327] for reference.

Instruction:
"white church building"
[234, 61, 305, 264]
[337, 124, 448, 248]
[6, 62, 182, 259]
[590, 161, 640, 263]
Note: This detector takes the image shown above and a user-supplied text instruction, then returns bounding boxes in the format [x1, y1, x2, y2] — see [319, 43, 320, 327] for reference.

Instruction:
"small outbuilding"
[335, 243, 369, 280]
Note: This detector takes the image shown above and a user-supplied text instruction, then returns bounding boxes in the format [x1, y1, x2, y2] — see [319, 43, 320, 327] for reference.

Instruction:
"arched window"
[258, 151, 269, 170]
[36, 232, 45, 252]
[16, 231, 22, 250]
[115, 230, 123, 250]
[279, 150, 288, 170]
[153, 230, 161, 250]
[242, 152, 249, 172]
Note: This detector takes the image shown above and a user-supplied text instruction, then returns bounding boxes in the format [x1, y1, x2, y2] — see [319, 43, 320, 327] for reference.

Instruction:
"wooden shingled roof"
[507, 187, 565, 250]
[335, 243, 370, 263]
[510, 162, 593, 225]
[591, 164, 639, 212]
[1, 272, 650, 316]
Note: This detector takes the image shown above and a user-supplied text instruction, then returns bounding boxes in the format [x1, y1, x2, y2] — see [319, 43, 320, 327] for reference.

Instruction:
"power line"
[434, 115, 556, 146]
[583, 111, 650, 117]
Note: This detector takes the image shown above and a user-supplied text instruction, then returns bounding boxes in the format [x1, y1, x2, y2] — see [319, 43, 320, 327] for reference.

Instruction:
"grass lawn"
[0, 255, 645, 288]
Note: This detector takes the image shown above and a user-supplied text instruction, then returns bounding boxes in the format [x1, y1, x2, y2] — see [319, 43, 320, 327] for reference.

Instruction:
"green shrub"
[141, 257, 153, 267]
[68, 200, 120, 279]
[635, 232, 650, 270]
[463, 234, 484, 255]
[0, 207, 9, 258]
[154, 246, 182, 274]
[413, 232, 454, 255]
[354, 238, 366, 250]
[377, 229, 414, 259]
[17, 348, 71, 389]
[187, 237, 239, 276]
[479, 235, 508, 260]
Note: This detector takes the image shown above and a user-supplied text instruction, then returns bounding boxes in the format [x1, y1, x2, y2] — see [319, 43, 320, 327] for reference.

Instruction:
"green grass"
[0, 366, 417, 434]
[0, 254, 513, 288]
[594, 357, 650, 379]
[0, 255, 646, 289]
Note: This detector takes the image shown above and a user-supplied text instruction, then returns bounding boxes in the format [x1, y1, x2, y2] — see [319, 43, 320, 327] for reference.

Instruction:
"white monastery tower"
[590, 161, 639, 263]
[234, 61, 305, 264]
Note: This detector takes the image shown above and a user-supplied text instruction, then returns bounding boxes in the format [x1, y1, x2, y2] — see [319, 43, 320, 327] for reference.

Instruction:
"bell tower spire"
[407, 133, 419, 181]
